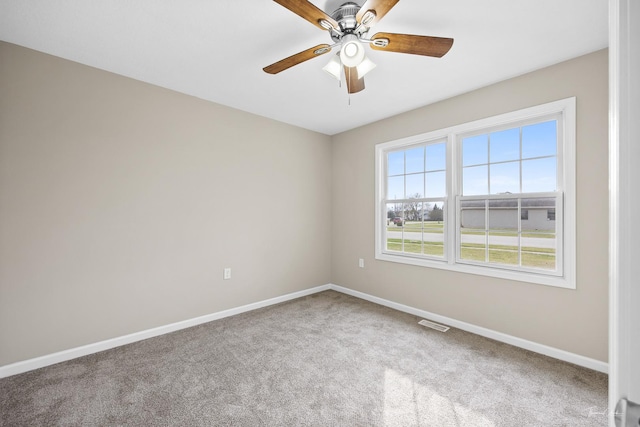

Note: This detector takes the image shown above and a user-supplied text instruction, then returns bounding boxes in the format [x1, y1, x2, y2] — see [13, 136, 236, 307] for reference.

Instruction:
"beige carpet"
[0, 290, 607, 426]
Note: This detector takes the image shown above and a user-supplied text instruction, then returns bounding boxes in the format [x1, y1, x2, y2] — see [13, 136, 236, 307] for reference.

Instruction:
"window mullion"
[517, 198, 522, 267]
[484, 199, 489, 263]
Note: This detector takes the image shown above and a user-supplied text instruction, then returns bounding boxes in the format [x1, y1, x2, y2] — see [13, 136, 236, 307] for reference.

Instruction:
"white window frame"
[375, 97, 576, 289]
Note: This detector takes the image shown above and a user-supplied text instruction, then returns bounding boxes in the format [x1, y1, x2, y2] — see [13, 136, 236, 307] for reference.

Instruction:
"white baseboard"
[0, 282, 607, 378]
[328, 284, 608, 374]
[0, 284, 331, 379]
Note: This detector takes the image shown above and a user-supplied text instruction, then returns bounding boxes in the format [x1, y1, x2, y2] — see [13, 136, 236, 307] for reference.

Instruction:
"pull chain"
[347, 67, 351, 106]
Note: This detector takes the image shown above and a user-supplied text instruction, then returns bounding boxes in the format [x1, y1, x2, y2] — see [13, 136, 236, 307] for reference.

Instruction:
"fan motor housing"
[330, 2, 360, 40]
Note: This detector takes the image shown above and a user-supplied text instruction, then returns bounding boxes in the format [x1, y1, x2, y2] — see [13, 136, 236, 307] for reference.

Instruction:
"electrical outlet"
[358, 258, 364, 268]
[223, 268, 231, 280]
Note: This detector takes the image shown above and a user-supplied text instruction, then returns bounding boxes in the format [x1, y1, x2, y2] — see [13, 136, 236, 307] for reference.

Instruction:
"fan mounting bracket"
[362, 38, 389, 48]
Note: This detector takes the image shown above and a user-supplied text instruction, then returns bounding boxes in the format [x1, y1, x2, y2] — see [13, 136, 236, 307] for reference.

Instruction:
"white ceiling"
[0, 0, 608, 135]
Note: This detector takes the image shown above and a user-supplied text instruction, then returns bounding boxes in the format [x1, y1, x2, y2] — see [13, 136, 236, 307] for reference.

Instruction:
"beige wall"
[0, 42, 332, 366]
[331, 49, 609, 362]
[0, 42, 608, 368]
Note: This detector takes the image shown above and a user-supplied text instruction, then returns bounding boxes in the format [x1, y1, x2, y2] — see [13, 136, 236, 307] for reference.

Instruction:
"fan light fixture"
[339, 34, 365, 67]
[323, 52, 376, 82]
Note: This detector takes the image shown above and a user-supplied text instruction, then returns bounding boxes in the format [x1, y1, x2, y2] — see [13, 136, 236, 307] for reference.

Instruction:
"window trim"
[375, 97, 576, 289]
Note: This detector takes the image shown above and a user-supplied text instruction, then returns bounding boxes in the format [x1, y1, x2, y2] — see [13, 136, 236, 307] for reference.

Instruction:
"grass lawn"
[387, 221, 444, 233]
[386, 239, 444, 257]
[461, 229, 555, 239]
[387, 222, 554, 239]
[460, 243, 555, 269]
[386, 239, 555, 269]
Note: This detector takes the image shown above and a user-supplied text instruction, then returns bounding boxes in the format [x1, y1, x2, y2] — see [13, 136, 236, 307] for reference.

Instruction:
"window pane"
[386, 239, 402, 252]
[522, 249, 556, 270]
[490, 161, 520, 195]
[425, 171, 446, 197]
[522, 121, 557, 159]
[423, 202, 445, 257]
[522, 230, 556, 271]
[488, 198, 519, 265]
[387, 176, 404, 200]
[522, 157, 556, 193]
[460, 241, 486, 263]
[488, 199, 518, 232]
[402, 238, 422, 254]
[460, 199, 486, 262]
[521, 197, 556, 271]
[490, 128, 520, 163]
[386, 203, 403, 252]
[404, 201, 423, 222]
[521, 198, 556, 232]
[402, 203, 421, 254]
[463, 165, 488, 195]
[388, 151, 404, 176]
[488, 232, 519, 266]
[386, 203, 402, 224]
[426, 201, 445, 222]
[460, 200, 486, 230]
[426, 143, 446, 171]
[405, 146, 425, 174]
[463, 134, 488, 166]
[406, 173, 424, 198]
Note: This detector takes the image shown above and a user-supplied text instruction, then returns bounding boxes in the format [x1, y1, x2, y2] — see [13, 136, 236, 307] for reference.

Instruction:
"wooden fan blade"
[263, 44, 331, 74]
[344, 66, 365, 94]
[356, 0, 399, 26]
[273, 0, 339, 31]
[371, 32, 454, 57]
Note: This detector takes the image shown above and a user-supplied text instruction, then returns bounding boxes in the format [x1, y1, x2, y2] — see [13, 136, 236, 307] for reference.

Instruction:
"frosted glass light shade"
[356, 56, 376, 78]
[322, 55, 342, 80]
[340, 35, 365, 68]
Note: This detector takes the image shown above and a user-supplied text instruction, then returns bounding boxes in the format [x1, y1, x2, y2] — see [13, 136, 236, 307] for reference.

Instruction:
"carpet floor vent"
[418, 319, 450, 332]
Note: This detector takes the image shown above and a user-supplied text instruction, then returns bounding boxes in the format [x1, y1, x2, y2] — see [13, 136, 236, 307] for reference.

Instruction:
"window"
[547, 209, 556, 221]
[375, 98, 576, 288]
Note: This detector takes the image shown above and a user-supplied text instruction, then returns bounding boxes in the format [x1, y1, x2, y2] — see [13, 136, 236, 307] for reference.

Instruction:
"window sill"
[375, 252, 575, 289]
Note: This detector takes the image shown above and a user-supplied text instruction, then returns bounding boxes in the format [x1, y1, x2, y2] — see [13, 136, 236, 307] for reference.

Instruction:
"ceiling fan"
[263, 0, 454, 94]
